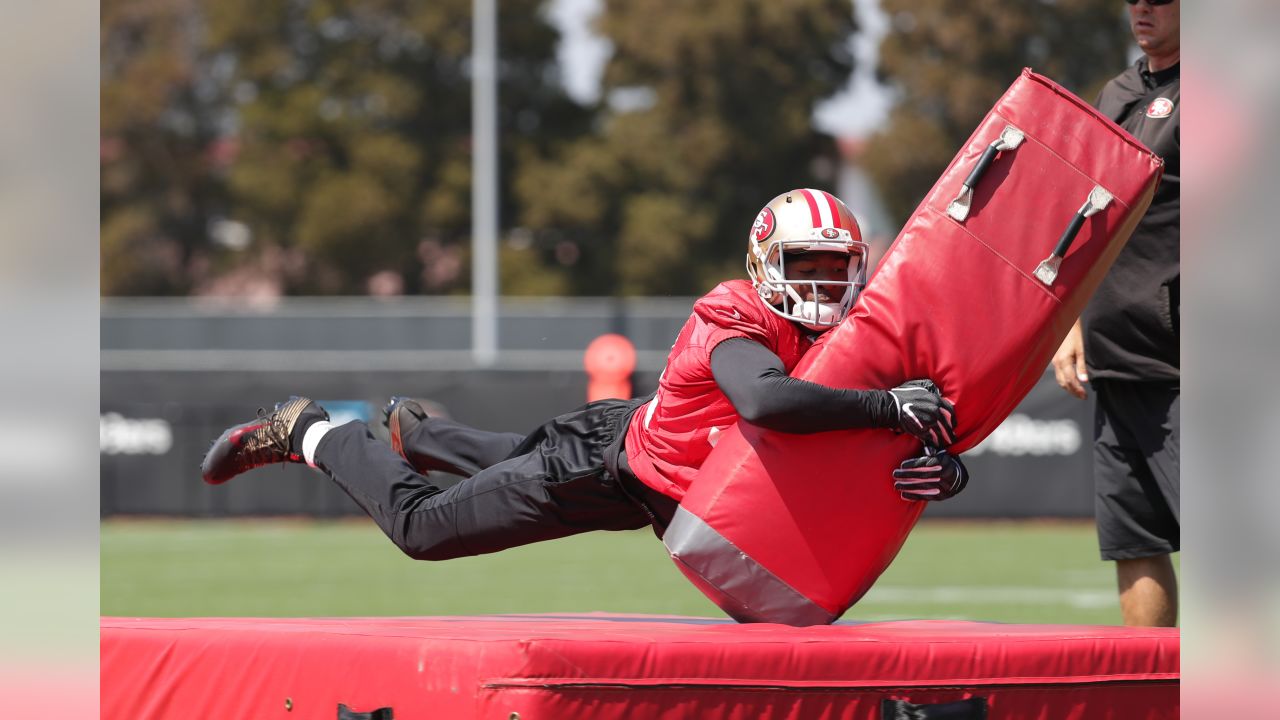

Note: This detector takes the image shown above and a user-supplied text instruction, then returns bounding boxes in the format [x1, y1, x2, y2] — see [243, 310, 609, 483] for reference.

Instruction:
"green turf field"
[100, 518, 1173, 625]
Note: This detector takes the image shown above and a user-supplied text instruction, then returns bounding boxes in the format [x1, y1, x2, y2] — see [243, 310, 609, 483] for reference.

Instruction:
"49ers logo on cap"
[1146, 98, 1174, 119]
[751, 207, 775, 242]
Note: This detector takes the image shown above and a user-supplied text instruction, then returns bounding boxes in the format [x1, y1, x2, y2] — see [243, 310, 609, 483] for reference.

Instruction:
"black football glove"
[887, 379, 956, 448]
[892, 451, 969, 502]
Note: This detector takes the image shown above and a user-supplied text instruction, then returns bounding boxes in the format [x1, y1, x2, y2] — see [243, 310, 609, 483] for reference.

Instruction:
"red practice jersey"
[624, 279, 813, 500]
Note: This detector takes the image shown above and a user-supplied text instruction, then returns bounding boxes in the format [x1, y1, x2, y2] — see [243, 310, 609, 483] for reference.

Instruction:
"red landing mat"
[101, 614, 1178, 719]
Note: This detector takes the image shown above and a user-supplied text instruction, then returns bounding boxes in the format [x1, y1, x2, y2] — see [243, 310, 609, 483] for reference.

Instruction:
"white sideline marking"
[859, 585, 1114, 609]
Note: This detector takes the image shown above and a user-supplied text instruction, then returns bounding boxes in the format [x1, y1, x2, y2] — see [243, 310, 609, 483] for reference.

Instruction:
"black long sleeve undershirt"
[710, 337, 896, 433]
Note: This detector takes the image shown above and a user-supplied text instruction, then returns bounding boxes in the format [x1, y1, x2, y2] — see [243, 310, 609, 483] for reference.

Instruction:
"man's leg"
[1117, 554, 1178, 627]
[387, 398, 524, 476]
[204, 397, 651, 561]
[1093, 380, 1180, 627]
[316, 404, 650, 560]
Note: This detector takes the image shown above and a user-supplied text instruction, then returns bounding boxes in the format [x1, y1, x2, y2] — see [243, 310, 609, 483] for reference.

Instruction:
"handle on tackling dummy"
[946, 125, 1026, 221]
[1033, 184, 1114, 286]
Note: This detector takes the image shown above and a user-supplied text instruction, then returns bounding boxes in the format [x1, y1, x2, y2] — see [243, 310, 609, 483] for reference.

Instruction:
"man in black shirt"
[1052, 0, 1179, 627]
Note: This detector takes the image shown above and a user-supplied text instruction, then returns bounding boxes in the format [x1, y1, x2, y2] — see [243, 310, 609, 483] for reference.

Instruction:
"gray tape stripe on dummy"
[664, 506, 836, 626]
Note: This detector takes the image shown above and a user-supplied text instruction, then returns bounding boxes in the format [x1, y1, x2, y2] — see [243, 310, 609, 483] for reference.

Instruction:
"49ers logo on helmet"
[821, 228, 840, 239]
[751, 208, 775, 242]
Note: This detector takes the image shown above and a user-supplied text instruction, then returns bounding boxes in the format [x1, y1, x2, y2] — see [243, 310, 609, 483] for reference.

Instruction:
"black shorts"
[1092, 379, 1180, 561]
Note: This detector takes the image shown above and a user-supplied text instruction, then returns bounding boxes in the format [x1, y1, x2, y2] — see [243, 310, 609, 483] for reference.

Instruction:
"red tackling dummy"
[665, 70, 1164, 625]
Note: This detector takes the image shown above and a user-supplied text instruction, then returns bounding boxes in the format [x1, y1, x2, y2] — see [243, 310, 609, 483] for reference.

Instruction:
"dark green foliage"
[207, 0, 589, 294]
[102, 0, 587, 296]
[103, 0, 855, 297]
[864, 0, 1131, 223]
[101, 0, 226, 295]
[515, 0, 858, 296]
[102, 2, 1130, 297]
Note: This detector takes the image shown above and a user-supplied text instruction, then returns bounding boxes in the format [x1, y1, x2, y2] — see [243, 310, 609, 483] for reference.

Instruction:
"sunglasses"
[1125, 0, 1174, 5]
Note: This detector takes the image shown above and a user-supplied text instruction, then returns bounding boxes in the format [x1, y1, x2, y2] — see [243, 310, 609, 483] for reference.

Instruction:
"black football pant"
[312, 398, 674, 560]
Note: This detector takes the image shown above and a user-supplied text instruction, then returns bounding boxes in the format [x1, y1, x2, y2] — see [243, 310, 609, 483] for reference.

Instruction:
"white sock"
[301, 421, 335, 468]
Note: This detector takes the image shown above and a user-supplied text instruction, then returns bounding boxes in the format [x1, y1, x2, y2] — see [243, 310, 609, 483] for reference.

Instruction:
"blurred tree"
[515, 0, 858, 296]
[101, 0, 226, 295]
[865, 0, 1131, 224]
[206, 0, 589, 294]
[102, 0, 585, 297]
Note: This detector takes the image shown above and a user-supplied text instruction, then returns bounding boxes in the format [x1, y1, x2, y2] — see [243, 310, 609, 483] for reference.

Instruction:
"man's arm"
[710, 338, 954, 444]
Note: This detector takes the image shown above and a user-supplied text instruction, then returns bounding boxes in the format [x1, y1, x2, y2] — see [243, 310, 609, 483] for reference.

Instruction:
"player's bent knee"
[383, 502, 474, 561]
[398, 542, 463, 562]
[392, 528, 469, 562]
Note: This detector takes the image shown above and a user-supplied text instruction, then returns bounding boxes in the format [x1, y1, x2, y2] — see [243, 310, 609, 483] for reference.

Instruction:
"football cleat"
[384, 396, 429, 460]
[201, 397, 327, 485]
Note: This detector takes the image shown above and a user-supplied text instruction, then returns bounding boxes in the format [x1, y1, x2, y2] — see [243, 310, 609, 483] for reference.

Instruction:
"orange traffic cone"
[584, 333, 636, 402]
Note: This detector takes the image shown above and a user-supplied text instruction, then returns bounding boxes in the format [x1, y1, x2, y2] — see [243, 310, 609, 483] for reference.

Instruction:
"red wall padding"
[101, 614, 1178, 719]
[669, 70, 1164, 623]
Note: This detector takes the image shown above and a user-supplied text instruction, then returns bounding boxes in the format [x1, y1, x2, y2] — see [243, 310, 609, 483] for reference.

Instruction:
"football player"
[201, 189, 967, 562]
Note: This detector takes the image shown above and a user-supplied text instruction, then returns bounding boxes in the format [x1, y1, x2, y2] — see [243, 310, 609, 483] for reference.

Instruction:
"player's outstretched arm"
[710, 339, 955, 444]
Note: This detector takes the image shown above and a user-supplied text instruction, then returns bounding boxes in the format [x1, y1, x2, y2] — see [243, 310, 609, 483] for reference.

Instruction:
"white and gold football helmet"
[745, 188, 869, 330]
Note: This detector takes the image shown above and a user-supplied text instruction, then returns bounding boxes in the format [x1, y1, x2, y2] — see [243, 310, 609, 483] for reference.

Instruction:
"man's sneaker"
[384, 396, 429, 460]
[201, 397, 328, 485]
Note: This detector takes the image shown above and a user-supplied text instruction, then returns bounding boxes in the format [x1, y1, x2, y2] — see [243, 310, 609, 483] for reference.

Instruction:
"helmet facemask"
[748, 232, 868, 331]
